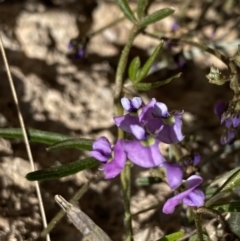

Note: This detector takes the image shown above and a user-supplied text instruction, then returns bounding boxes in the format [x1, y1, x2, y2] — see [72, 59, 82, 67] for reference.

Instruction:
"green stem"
[193, 208, 204, 241]
[121, 161, 133, 241]
[114, 25, 139, 117]
[114, 25, 139, 241]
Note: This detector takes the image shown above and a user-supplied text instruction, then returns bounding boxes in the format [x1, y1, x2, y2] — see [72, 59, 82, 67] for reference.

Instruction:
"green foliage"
[137, 0, 148, 20]
[155, 231, 184, 241]
[47, 138, 94, 152]
[139, 7, 175, 28]
[128, 56, 141, 81]
[133, 72, 181, 91]
[134, 42, 164, 83]
[212, 201, 240, 212]
[26, 157, 99, 181]
[114, 0, 137, 23]
[189, 234, 210, 241]
[0, 128, 71, 145]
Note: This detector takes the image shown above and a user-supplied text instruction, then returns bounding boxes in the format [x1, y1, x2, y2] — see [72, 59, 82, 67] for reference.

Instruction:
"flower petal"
[154, 102, 169, 118]
[161, 162, 183, 190]
[104, 140, 127, 179]
[90, 137, 112, 162]
[148, 111, 184, 144]
[162, 175, 204, 214]
[183, 189, 205, 206]
[122, 138, 165, 168]
[114, 114, 141, 135]
[214, 102, 227, 120]
[121, 97, 142, 112]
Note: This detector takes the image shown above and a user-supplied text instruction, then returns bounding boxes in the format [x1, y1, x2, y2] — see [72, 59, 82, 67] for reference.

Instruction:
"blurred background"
[0, 0, 240, 240]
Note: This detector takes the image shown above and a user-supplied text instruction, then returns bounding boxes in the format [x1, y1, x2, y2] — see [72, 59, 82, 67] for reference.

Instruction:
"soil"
[0, 0, 239, 241]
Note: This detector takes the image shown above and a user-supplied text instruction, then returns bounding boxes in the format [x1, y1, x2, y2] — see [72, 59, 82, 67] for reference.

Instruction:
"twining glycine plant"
[2, 0, 240, 241]
[91, 97, 204, 214]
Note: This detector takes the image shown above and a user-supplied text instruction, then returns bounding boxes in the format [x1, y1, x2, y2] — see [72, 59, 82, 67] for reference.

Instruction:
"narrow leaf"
[0, 128, 71, 145]
[128, 56, 141, 81]
[137, 0, 148, 20]
[115, 0, 137, 23]
[134, 72, 181, 91]
[212, 202, 240, 212]
[135, 42, 164, 82]
[139, 7, 175, 28]
[155, 231, 184, 241]
[205, 190, 232, 207]
[47, 138, 94, 152]
[26, 157, 99, 181]
[217, 168, 240, 193]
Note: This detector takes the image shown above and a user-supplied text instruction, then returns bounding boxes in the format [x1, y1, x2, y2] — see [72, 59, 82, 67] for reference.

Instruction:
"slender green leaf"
[134, 72, 181, 91]
[205, 190, 232, 207]
[128, 56, 141, 81]
[229, 213, 240, 237]
[26, 157, 99, 181]
[155, 231, 184, 241]
[137, 0, 148, 20]
[47, 138, 94, 152]
[216, 168, 240, 193]
[139, 7, 175, 28]
[135, 42, 164, 83]
[212, 202, 240, 212]
[115, 0, 137, 23]
[0, 128, 71, 145]
[135, 176, 162, 186]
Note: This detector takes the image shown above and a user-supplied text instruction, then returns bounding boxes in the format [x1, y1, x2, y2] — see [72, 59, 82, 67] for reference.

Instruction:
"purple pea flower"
[114, 98, 184, 144]
[161, 162, 183, 190]
[90, 137, 127, 179]
[91, 136, 167, 179]
[163, 175, 205, 214]
[214, 101, 240, 144]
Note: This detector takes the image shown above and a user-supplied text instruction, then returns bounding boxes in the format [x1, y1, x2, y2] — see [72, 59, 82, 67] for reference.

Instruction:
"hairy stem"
[193, 208, 204, 241]
[121, 161, 133, 241]
[114, 25, 139, 241]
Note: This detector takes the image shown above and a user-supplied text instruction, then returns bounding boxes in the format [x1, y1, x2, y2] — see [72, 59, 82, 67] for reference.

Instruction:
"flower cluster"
[90, 97, 205, 213]
[215, 100, 240, 144]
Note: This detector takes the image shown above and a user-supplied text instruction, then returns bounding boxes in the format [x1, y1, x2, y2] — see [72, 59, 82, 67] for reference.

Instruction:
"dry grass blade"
[0, 33, 51, 241]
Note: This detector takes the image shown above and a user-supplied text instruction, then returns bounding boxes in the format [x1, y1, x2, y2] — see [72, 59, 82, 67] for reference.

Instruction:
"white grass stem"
[0, 33, 51, 241]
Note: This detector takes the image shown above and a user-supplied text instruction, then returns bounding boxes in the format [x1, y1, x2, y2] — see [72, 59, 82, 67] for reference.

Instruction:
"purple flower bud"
[171, 21, 180, 31]
[193, 153, 201, 166]
[121, 97, 142, 112]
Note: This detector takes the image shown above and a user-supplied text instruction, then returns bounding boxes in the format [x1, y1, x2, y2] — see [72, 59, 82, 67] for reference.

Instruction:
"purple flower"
[220, 128, 236, 145]
[91, 137, 127, 179]
[161, 162, 183, 189]
[90, 136, 174, 179]
[121, 137, 166, 167]
[215, 101, 240, 128]
[214, 101, 240, 144]
[114, 98, 184, 144]
[162, 175, 205, 214]
[121, 97, 142, 112]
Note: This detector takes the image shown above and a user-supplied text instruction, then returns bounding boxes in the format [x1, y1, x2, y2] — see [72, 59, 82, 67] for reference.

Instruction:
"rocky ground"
[0, 0, 240, 240]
